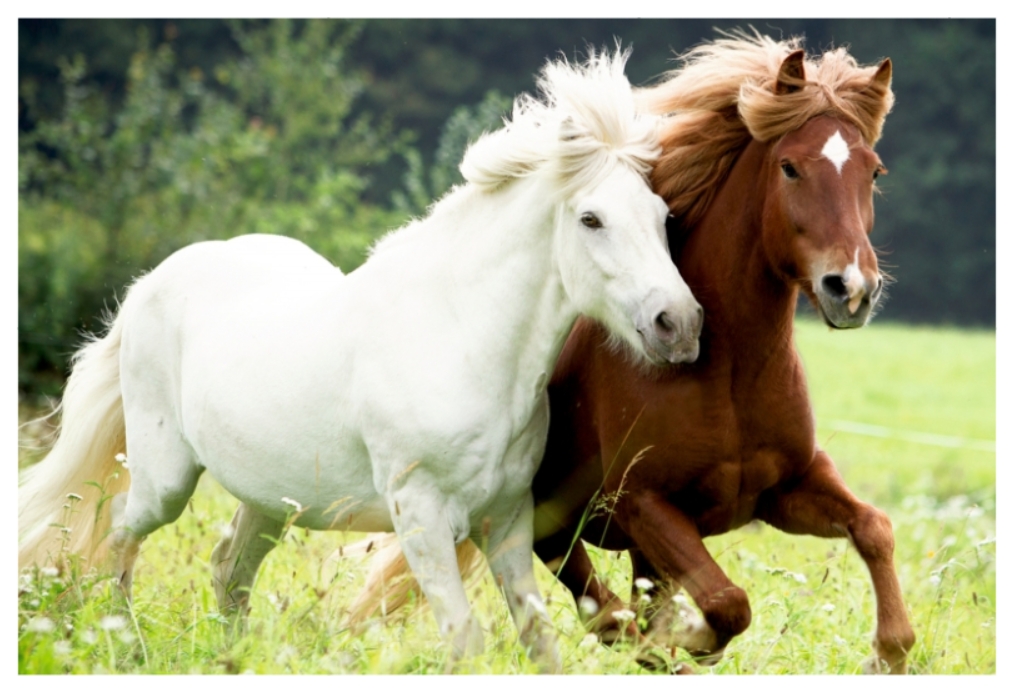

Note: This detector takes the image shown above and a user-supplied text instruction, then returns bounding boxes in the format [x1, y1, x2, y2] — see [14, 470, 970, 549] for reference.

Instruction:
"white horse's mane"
[369, 48, 660, 260]
[462, 47, 661, 198]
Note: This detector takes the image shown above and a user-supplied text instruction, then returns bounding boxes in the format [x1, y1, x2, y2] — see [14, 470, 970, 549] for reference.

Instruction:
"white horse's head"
[462, 48, 702, 366]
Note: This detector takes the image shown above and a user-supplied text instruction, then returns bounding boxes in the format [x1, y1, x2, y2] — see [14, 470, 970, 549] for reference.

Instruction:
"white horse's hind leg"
[109, 527, 144, 601]
[484, 494, 562, 673]
[387, 493, 484, 663]
[210, 503, 285, 621]
[112, 414, 203, 602]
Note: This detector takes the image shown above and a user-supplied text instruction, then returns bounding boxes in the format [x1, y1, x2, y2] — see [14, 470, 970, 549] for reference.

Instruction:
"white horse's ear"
[558, 115, 585, 142]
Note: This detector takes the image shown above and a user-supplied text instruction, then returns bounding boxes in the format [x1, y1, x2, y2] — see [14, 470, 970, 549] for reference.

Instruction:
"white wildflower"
[24, 616, 56, 633]
[790, 572, 807, 584]
[638, 593, 652, 603]
[115, 453, 129, 469]
[267, 592, 290, 613]
[672, 593, 691, 607]
[99, 615, 128, 631]
[281, 497, 303, 513]
[275, 644, 298, 665]
[580, 633, 599, 650]
[81, 629, 98, 645]
[634, 577, 654, 592]
[578, 596, 599, 618]
[19, 573, 34, 593]
[611, 609, 636, 622]
[821, 603, 836, 613]
[54, 640, 72, 655]
[66, 492, 83, 502]
[40, 567, 59, 577]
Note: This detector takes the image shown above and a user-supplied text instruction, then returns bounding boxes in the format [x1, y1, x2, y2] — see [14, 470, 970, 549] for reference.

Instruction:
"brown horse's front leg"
[536, 534, 693, 673]
[534, 530, 636, 644]
[758, 450, 915, 674]
[624, 492, 751, 659]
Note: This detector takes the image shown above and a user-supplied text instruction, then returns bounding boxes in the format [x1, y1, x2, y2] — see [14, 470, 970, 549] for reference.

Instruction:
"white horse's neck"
[369, 176, 576, 406]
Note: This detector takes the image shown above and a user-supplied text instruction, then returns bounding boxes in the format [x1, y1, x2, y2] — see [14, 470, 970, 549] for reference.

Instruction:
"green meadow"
[17, 319, 996, 674]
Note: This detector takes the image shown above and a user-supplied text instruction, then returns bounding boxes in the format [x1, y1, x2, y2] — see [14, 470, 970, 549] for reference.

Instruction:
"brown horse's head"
[643, 33, 894, 329]
[760, 52, 892, 328]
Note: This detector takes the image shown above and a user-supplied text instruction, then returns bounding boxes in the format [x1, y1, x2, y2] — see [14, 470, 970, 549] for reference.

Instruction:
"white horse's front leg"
[388, 492, 484, 662]
[485, 493, 562, 674]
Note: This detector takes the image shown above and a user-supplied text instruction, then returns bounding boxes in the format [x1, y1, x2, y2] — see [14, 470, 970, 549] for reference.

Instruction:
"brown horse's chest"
[682, 448, 797, 535]
[606, 378, 816, 537]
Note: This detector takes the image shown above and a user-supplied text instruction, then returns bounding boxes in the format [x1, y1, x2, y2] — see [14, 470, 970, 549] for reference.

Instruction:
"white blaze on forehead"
[821, 130, 851, 174]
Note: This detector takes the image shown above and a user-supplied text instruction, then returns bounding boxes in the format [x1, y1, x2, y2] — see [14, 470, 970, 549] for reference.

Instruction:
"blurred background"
[18, 18, 996, 397]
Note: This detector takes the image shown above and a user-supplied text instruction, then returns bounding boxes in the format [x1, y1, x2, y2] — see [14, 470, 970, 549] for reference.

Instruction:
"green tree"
[393, 90, 512, 216]
[19, 20, 407, 395]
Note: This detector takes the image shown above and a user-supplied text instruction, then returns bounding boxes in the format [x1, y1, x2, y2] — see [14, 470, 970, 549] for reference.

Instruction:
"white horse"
[18, 50, 702, 672]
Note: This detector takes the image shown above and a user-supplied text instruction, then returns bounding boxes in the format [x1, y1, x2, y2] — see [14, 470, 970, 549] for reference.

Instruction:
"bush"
[18, 20, 409, 396]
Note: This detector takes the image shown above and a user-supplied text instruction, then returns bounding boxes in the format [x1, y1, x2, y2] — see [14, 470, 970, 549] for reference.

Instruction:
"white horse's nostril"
[654, 310, 677, 344]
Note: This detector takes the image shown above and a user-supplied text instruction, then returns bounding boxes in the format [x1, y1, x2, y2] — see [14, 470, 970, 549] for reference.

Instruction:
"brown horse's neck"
[674, 139, 797, 370]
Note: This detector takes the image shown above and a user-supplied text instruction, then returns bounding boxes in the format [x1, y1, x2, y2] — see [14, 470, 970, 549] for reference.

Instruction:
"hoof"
[862, 655, 907, 674]
[688, 646, 725, 667]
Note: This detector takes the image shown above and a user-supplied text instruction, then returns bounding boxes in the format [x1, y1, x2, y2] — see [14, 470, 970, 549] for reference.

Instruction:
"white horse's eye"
[580, 212, 603, 229]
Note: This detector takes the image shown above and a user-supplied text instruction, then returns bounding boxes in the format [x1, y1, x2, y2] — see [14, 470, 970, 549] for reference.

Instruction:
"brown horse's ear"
[870, 58, 892, 91]
[775, 50, 806, 95]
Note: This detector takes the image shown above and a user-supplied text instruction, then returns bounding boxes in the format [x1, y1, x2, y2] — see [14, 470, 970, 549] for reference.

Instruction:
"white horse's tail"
[344, 534, 486, 627]
[18, 313, 131, 572]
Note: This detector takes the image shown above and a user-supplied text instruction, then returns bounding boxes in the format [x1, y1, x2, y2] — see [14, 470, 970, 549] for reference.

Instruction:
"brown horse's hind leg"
[624, 492, 751, 660]
[758, 451, 915, 674]
[534, 531, 636, 644]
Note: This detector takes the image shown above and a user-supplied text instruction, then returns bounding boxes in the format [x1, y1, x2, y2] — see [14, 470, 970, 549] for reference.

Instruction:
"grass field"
[17, 318, 996, 675]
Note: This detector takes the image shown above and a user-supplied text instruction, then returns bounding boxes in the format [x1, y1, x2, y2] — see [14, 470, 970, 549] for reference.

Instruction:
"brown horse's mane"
[639, 29, 895, 227]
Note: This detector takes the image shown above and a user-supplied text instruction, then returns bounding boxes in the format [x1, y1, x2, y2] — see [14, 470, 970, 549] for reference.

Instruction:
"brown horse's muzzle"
[815, 271, 883, 328]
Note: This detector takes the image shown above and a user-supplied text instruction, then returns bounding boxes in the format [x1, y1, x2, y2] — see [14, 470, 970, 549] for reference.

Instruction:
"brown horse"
[523, 34, 915, 673]
[351, 32, 916, 673]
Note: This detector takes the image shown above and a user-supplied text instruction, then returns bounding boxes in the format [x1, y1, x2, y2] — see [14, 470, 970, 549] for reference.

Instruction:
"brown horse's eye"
[580, 212, 603, 229]
[781, 162, 799, 180]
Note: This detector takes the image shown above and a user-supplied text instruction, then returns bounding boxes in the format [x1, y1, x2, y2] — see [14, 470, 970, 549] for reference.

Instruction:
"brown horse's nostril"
[821, 274, 848, 300]
[654, 310, 677, 344]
